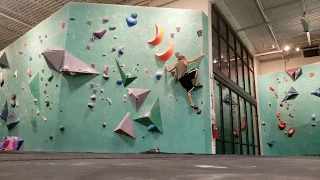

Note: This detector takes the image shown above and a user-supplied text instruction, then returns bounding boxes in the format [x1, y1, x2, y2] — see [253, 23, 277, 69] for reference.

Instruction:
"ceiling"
[221, 0, 320, 55]
[0, 0, 152, 50]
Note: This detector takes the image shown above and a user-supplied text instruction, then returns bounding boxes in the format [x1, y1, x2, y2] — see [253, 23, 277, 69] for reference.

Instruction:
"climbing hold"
[93, 89, 97, 94]
[144, 68, 149, 73]
[147, 124, 157, 132]
[90, 94, 97, 100]
[40, 77, 44, 82]
[91, 63, 96, 69]
[285, 67, 302, 81]
[126, 14, 138, 27]
[127, 88, 151, 112]
[42, 116, 47, 121]
[134, 97, 163, 133]
[311, 88, 320, 97]
[13, 70, 18, 78]
[262, 121, 266, 125]
[267, 141, 275, 147]
[114, 112, 136, 138]
[61, 22, 66, 29]
[88, 102, 94, 108]
[100, 89, 104, 93]
[102, 122, 107, 128]
[109, 26, 116, 30]
[170, 33, 175, 38]
[93, 29, 107, 39]
[103, 65, 110, 79]
[45, 99, 50, 107]
[155, 42, 174, 61]
[45, 34, 47, 38]
[148, 24, 164, 46]
[268, 102, 271, 107]
[131, 12, 138, 19]
[70, 18, 75, 20]
[19, 52, 23, 55]
[116, 79, 123, 85]
[10, 94, 16, 108]
[280, 103, 283, 107]
[312, 113, 316, 121]
[49, 135, 53, 140]
[278, 120, 286, 130]
[197, 30, 203, 37]
[90, 83, 94, 88]
[102, 97, 105, 100]
[176, 26, 181, 32]
[309, 72, 315, 77]
[115, 59, 137, 87]
[88, 20, 92, 25]
[106, 98, 112, 105]
[29, 56, 32, 61]
[169, 95, 172, 98]
[119, 46, 125, 54]
[112, 46, 117, 51]
[90, 37, 95, 42]
[311, 122, 317, 126]
[269, 86, 274, 91]
[233, 130, 239, 138]
[277, 112, 280, 119]
[287, 128, 296, 137]
[27, 68, 32, 77]
[102, 53, 106, 57]
[87, 45, 91, 50]
[59, 125, 65, 131]
[47, 73, 54, 82]
[282, 87, 299, 102]
[155, 71, 162, 80]
[114, 36, 117, 39]
[103, 17, 109, 22]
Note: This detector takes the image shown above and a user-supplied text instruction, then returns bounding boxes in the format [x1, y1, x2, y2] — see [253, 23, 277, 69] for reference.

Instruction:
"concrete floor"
[1, 152, 320, 180]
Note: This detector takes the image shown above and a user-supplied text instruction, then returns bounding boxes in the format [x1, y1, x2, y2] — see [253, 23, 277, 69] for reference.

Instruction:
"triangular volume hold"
[0, 52, 9, 68]
[0, 100, 9, 121]
[282, 87, 299, 102]
[127, 88, 151, 112]
[6, 108, 19, 131]
[29, 73, 41, 109]
[42, 46, 65, 72]
[114, 112, 135, 138]
[285, 67, 302, 81]
[134, 97, 163, 133]
[63, 51, 100, 75]
[115, 59, 137, 87]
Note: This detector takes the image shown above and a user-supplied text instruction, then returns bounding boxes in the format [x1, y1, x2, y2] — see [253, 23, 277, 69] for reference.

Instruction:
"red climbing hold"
[269, 86, 274, 91]
[280, 103, 283, 107]
[61, 22, 66, 29]
[233, 130, 239, 138]
[277, 112, 281, 119]
[287, 128, 296, 137]
[241, 123, 246, 130]
[278, 120, 286, 130]
[275, 92, 278, 98]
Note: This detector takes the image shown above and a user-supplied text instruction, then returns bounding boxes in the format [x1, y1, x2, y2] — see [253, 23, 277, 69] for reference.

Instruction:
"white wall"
[258, 53, 320, 75]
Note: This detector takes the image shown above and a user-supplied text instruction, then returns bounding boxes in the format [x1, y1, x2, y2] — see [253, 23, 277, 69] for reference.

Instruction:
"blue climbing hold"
[29, 56, 32, 61]
[131, 13, 138, 19]
[312, 114, 316, 121]
[19, 52, 23, 55]
[116, 79, 122, 85]
[119, 46, 125, 54]
[147, 124, 157, 132]
[155, 71, 162, 80]
[126, 16, 137, 27]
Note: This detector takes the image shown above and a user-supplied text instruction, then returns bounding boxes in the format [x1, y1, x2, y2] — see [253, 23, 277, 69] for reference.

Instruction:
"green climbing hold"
[49, 134, 53, 140]
[48, 73, 54, 82]
[109, 26, 116, 30]
[45, 99, 50, 107]
[115, 59, 137, 87]
[59, 125, 65, 131]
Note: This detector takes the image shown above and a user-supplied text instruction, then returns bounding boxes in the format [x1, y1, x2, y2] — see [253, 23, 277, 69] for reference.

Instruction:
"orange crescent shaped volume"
[154, 42, 174, 62]
[148, 24, 164, 46]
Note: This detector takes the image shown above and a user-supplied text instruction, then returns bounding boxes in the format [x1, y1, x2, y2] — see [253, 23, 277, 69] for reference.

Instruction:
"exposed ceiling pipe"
[307, 31, 312, 46]
[254, 0, 281, 51]
[254, 50, 283, 57]
[0, 12, 33, 28]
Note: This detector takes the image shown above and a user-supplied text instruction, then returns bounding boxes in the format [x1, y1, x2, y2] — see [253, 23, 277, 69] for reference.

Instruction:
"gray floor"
[1, 152, 320, 180]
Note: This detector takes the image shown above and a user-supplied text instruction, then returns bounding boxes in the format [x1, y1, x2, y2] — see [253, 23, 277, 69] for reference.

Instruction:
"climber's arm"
[165, 64, 176, 72]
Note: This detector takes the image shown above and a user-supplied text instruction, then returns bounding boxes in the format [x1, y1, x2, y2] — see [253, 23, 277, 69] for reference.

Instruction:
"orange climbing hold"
[309, 72, 315, 77]
[155, 42, 174, 62]
[148, 24, 164, 46]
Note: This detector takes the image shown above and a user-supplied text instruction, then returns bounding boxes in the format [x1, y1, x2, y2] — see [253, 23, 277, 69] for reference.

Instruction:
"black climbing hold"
[56, 85, 58, 87]
[197, 30, 203, 37]
[70, 18, 75, 20]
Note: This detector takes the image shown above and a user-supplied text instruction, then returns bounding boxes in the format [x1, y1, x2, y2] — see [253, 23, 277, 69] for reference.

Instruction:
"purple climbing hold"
[93, 29, 107, 39]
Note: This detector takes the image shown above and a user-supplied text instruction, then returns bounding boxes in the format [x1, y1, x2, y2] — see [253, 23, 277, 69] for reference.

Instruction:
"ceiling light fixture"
[213, 59, 218, 63]
[295, 47, 300, 52]
[284, 45, 290, 51]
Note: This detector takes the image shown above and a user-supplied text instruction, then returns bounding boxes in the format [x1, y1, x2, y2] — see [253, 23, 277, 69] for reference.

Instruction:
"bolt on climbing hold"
[88, 102, 94, 108]
[171, 33, 175, 38]
[102, 122, 107, 128]
[87, 45, 90, 50]
[103, 17, 109, 22]
[101, 89, 104, 93]
[262, 121, 266, 125]
[90, 94, 97, 100]
[48, 73, 54, 82]
[10, 94, 16, 108]
[102, 53, 107, 57]
[118, 46, 124, 54]
[42, 116, 47, 121]
[268, 102, 271, 106]
[116, 79, 122, 85]
[27, 68, 32, 77]
[49, 135, 53, 140]
[45, 99, 50, 107]
[33, 98, 38, 103]
[88, 20, 92, 25]
[109, 26, 116, 30]
[90, 83, 94, 88]
[112, 46, 116, 51]
[93, 89, 97, 94]
[155, 71, 162, 80]
[59, 125, 65, 131]
[106, 98, 112, 105]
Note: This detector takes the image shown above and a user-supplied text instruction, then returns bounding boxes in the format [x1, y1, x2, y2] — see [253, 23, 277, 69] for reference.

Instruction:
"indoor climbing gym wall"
[0, 2, 211, 153]
[259, 63, 320, 156]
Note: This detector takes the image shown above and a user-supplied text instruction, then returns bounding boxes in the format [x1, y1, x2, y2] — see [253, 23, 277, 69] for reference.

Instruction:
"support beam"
[265, 0, 300, 12]
[254, 50, 283, 57]
[237, 22, 269, 32]
[254, 0, 280, 50]
[0, 12, 33, 28]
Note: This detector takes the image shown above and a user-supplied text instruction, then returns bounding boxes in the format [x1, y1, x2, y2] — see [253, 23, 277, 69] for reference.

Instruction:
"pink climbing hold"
[269, 86, 274, 91]
[277, 112, 281, 119]
[287, 128, 296, 137]
[61, 22, 66, 29]
[275, 92, 278, 98]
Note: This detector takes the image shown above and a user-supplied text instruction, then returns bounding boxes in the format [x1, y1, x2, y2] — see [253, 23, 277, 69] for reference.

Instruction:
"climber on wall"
[165, 53, 205, 110]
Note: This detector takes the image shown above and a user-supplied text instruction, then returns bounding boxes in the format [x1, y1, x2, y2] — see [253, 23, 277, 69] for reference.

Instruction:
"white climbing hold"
[123, 95, 127, 98]
[268, 102, 271, 106]
[42, 116, 47, 121]
[262, 121, 266, 125]
[100, 89, 104, 93]
[102, 53, 106, 57]
[311, 122, 317, 126]
[90, 94, 97, 100]
[106, 98, 112, 105]
[37, 109, 40, 115]
[14, 70, 18, 78]
[33, 98, 38, 103]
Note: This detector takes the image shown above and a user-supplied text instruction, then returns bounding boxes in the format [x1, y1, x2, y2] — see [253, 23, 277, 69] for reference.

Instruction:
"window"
[212, 4, 260, 155]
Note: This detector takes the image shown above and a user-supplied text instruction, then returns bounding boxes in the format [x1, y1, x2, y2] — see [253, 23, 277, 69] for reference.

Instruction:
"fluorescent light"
[284, 45, 290, 51]
[295, 47, 300, 52]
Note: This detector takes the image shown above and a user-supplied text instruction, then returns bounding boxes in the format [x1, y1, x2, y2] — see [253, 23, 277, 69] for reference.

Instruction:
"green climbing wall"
[258, 62, 320, 156]
[0, 3, 211, 153]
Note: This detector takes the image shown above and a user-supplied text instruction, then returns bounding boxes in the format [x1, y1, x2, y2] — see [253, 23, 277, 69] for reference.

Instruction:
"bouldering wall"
[0, 2, 211, 153]
[259, 62, 320, 156]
